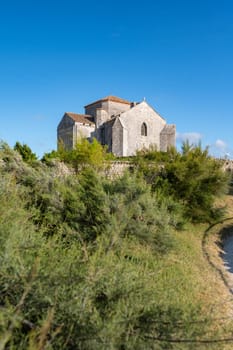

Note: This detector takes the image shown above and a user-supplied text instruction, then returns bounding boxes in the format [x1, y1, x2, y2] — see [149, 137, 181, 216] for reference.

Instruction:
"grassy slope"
[1, 148, 233, 348]
[159, 193, 233, 348]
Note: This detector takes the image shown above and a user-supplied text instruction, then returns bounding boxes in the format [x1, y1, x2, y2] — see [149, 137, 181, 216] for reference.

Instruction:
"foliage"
[41, 149, 59, 164]
[134, 143, 230, 223]
[0, 142, 232, 349]
[104, 172, 180, 252]
[0, 178, 214, 350]
[14, 141, 37, 163]
[56, 137, 114, 173]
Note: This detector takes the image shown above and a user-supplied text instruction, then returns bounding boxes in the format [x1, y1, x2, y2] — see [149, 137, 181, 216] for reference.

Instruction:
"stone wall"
[106, 158, 233, 180]
[74, 123, 95, 143]
[85, 100, 130, 119]
[96, 109, 109, 128]
[160, 124, 176, 151]
[103, 119, 115, 151]
[85, 101, 103, 119]
[112, 118, 124, 156]
[107, 100, 131, 116]
[104, 161, 133, 179]
[57, 115, 74, 149]
[118, 101, 167, 156]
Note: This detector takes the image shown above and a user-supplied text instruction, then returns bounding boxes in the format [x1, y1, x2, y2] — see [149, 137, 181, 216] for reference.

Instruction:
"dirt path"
[223, 228, 233, 275]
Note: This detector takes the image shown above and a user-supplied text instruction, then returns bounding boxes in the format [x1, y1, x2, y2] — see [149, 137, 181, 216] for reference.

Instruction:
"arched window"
[141, 122, 147, 136]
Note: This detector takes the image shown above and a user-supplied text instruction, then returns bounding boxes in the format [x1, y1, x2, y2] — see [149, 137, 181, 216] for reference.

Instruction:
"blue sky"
[0, 0, 233, 158]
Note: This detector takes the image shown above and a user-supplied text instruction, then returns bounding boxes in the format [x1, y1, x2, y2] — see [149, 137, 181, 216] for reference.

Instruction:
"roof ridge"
[85, 95, 131, 107]
[65, 112, 94, 124]
[66, 112, 91, 116]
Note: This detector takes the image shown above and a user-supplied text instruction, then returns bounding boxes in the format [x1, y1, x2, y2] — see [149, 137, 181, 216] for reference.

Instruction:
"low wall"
[104, 161, 133, 179]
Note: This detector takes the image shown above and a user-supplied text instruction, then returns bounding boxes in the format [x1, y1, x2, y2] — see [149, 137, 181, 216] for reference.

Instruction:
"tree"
[14, 141, 37, 163]
[134, 144, 230, 223]
[0, 143, 226, 349]
[41, 149, 59, 164]
[57, 137, 113, 173]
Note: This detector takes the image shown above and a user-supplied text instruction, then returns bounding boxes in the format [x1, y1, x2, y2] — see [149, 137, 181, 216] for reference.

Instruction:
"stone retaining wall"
[104, 161, 133, 179]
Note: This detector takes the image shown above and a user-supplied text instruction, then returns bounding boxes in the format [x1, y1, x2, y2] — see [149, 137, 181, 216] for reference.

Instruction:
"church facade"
[57, 95, 176, 157]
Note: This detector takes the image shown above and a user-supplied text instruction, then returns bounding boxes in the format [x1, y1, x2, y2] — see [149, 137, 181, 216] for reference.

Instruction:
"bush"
[134, 143, 230, 223]
[104, 172, 178, 253]
[0, 142, 228, 349]
[14, 141, 37, 163]
[56, 137, 113, 173]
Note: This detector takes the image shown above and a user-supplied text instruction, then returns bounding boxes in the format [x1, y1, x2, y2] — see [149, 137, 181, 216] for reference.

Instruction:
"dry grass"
[189, 193, 233, 348]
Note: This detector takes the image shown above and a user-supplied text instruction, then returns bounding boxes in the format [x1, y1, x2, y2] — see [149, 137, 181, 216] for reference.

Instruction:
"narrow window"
[141, 123, 147, 136]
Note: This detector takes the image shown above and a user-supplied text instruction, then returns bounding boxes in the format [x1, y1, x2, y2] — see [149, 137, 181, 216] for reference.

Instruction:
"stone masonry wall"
[107, 100, 131, 116]
[119, 101, 167, 156]
[74, 123, 95, 143]
[57, 115, 74, 149]
[85, 100, 131, 120]
[160, 125, 176, 151]
[112, 118, 124, 156]
[104, 161, 133, 179]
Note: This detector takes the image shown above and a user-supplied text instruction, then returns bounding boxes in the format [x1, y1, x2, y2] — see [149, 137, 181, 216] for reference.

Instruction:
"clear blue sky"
[1, 0, 233, 158]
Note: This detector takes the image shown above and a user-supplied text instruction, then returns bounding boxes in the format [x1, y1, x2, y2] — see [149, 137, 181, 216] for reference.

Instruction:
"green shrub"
[14, 141, 37, 163]
[134, 143, 229, 223]
[0, 142, 229, 349]
[56, 137, 113, 173]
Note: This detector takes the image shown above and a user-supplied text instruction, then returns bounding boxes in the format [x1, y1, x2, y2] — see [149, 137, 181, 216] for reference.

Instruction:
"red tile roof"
[85, 95, 131, 108]
[66, 112, 94, 124]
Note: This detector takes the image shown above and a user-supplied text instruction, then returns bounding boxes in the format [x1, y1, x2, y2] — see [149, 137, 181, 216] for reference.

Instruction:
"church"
[57, 95, 176, 157]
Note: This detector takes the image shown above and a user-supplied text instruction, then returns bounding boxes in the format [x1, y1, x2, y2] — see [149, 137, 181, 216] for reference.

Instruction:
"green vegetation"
[0, 141, 232, 349]
[14, 141, 37, 163]
[134, 142, 229, 223]
[42, 138, 113, 172]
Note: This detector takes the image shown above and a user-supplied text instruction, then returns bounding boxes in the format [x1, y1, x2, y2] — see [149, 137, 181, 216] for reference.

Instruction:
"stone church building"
[57, 95, 176, 157]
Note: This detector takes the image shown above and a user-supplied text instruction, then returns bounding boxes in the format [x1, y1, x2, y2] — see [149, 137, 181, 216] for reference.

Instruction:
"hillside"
[1, 142, 233, 349]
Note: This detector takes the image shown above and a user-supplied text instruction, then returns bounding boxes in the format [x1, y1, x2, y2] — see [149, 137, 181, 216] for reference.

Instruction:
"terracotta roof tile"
[66, 113, 94, 124]
[84, 95, 131, 108]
